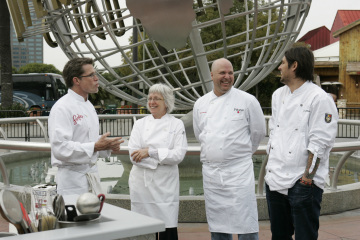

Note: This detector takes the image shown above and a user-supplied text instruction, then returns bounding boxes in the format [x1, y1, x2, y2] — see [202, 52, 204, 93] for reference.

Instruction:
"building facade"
[334, 19, 360, 107]
[10, 2, 43, 70]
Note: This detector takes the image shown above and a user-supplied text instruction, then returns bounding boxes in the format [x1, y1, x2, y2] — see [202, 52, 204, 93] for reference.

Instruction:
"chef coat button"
[295, 128, 298, 131]
[286, 173, 289, 176]
[271, 147, 273, 149]
[300, 104, 303, 107]
[268, 170, 271, 173]
[220, 147, 222, 150]
[289, 151, 291, 154]
[277, 125, 279, 127]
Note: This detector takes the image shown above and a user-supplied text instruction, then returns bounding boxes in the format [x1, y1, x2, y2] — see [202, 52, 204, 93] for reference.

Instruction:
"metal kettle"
[76, 193, 105, 214]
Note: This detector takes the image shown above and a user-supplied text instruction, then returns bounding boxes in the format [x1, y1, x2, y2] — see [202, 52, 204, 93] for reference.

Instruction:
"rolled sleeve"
[307, 94, 338, 160]
[157, 121, 187, 165]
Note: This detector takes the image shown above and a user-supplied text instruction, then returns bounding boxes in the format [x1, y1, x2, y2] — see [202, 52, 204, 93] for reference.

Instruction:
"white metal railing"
[0, 115, 359, 195]
[0, 114, 185, 141]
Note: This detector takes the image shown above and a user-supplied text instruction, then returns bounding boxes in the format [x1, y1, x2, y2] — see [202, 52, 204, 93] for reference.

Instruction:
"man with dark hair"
[49, 58, 124, 195]
[265, 46, 338, 240]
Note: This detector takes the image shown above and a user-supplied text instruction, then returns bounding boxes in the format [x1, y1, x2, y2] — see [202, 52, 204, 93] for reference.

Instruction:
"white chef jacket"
[265, 81, 338, 193]
[128, 114, 187, 228]
[193, 87, 266, 234]
[48, 89, 110, 195]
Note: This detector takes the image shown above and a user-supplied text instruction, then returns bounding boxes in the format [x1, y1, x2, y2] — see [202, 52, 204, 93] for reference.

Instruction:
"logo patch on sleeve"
[325, 113, 332, 123]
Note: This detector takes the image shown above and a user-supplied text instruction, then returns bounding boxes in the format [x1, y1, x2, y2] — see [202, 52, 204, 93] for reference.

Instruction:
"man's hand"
[131, 148, 149, 163]
[300, 175, 313, 185]
[94, 132, 124, 152]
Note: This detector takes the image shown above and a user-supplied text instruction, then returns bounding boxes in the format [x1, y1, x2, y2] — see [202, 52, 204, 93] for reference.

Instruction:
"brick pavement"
[0, 215, 9, 233]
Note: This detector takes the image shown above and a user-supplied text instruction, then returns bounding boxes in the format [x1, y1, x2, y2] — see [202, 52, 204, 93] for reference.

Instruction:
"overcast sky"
[43, 0, 360, 71]
[298, 0, 360, 39]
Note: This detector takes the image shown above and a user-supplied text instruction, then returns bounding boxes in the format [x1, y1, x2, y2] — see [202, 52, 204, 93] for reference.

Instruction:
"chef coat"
[48, 89, 110, 195]
[193, 87, 266, 234]
[128, 114, 187, 228]
[265, 81, 338, 193]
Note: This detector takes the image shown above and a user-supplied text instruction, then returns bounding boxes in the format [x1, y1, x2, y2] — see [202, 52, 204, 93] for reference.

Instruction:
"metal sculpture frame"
[7, 0, 311, 109]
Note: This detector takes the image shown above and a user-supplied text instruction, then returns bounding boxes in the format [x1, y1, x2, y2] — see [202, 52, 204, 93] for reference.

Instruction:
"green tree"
[18, 63, 62, 74]
[0, 1, 13, 108]
[108, 0, 284, 108]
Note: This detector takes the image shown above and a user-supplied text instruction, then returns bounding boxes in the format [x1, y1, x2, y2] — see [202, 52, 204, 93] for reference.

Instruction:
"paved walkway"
[0, 207, 359, 239]
[178, 208, 360, 240]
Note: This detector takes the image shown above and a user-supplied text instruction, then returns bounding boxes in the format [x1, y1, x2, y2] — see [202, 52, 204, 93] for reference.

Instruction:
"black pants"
[156, 227, 178, 240]
[266, 182, 323, 240]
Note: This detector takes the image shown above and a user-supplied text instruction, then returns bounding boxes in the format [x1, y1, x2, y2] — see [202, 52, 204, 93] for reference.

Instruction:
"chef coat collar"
[68, 89, 87, 102]
[290, 80, 311, 95]
[210, 86, 233, 100]
[149, 113, 169, 120]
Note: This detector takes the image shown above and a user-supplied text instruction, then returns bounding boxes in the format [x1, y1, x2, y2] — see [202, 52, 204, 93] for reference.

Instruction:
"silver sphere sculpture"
[32, 0, 311, 109]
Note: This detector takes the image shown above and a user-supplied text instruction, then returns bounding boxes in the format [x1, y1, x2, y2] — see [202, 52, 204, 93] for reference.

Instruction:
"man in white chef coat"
[265, 46, 338, 240]
[193, 58, 266, 240]
[49, 58, 124, 196]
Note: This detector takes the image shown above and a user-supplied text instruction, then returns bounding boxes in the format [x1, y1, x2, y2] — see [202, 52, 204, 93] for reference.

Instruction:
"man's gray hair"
[147, 83, 175, 114]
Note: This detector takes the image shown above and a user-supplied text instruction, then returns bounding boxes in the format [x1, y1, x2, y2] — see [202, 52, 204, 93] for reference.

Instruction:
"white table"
[3, 195, 165, 240]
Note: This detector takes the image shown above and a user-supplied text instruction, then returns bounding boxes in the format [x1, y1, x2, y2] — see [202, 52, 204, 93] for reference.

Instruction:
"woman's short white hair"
[147, 83, 175, 114]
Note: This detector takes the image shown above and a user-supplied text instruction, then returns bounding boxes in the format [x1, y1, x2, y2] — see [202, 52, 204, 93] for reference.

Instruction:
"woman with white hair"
[128, 83, 188, 240]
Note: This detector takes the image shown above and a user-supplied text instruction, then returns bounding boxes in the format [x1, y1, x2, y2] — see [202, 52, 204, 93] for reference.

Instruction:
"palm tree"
[0, 0, 13, 108]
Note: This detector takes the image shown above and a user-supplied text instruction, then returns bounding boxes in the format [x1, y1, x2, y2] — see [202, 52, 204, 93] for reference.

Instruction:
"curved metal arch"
[39, 0, 312, 108]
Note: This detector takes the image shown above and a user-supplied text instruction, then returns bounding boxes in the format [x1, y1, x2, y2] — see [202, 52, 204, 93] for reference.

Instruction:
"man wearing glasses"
[48, 58, 124, 196]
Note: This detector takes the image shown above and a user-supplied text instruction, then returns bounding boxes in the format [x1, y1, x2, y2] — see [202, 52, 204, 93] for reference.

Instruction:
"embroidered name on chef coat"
[234, 108, 244, 113]
[73, 114, 84, 125]
[325, 113, 332, 123]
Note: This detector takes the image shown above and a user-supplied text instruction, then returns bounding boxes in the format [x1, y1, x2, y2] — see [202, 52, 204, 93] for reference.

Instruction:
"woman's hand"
[131, 148, 149, 162]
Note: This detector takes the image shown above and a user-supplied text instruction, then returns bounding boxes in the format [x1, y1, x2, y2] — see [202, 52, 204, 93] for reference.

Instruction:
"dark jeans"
[211, 232, 259, 240]
[156, 227, 178, 240]
[266, 181, 323, 240]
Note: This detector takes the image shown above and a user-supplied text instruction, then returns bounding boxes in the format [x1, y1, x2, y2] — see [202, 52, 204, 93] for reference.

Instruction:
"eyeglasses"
[78, 73, 97, 79]
[147, 98, 164, 102]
